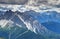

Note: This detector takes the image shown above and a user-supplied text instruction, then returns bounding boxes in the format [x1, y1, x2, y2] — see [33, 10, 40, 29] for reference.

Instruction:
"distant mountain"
[42, 21, 60, 33]
[0, 8, 60, 39]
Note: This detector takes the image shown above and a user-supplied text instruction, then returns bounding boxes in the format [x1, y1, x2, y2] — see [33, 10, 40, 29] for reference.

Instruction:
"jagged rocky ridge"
[0, 10, 60, 38]
[0, 4, 60, 39]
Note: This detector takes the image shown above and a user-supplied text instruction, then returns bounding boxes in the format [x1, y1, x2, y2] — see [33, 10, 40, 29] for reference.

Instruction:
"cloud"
[0, 0, 60, 13]
[26, 0, 60, 9]
[27, 0, 48, 6]
[0, 0, 60, 7]
[0, 0, 28, 4]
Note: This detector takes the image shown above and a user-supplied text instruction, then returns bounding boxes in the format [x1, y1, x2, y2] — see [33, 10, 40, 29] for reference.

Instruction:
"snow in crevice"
[0, 19, 14, 28]
[17, 14, 33, 31]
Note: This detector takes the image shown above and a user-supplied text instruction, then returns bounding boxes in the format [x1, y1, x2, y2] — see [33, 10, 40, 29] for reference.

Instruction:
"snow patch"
[0, 19, 13, 28]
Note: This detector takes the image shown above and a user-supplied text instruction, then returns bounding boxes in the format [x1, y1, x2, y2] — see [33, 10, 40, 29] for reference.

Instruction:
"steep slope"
[0, 5, 60, 39]
[3, 10, 60, 37]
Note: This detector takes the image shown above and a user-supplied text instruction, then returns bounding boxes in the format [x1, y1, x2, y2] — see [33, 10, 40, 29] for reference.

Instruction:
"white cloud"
[0, 4, 60, 13]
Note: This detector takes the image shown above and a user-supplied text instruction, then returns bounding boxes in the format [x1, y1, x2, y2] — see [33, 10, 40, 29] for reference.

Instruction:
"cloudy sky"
[0, 0, 60, 6]
[0, 0, 60, 8]
[0, 0, 28, 4]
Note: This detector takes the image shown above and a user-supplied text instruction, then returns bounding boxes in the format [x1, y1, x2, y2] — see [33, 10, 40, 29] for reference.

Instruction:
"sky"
[0, 0, 60, 6]
[0, 0, 60, 12]
[0, 0, 28, 4]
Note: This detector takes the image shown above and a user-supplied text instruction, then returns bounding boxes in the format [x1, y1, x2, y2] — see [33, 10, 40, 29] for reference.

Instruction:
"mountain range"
[0, 4, 60, 39]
